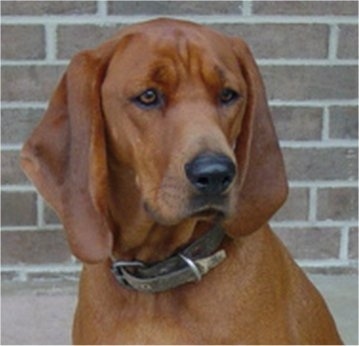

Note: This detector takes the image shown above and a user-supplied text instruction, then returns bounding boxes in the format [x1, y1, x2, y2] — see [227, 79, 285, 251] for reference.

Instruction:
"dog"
[21, 18, 343, 344]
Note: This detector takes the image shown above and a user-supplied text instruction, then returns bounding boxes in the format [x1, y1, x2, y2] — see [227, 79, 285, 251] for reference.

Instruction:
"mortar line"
[2, 58, 358, 66]
[241, 0, 252, 16]
[1, 102, 48, 109]
[45, 23, 57, 61]
[279, 140, 358, 148]
[308, 187, 317, 222]
[321, 106, 330, 140]
[97, 0, 108, 17]
[289, 181, 358, 188]
[37, 195, 45, 228]
[269, 99, 358, 107]
[1, 263, 82, 272]
[328, 24, 339, 60]
[1, 225, 63, 232]
[339, 226, 350, 260]
[271, 220, 358, 228]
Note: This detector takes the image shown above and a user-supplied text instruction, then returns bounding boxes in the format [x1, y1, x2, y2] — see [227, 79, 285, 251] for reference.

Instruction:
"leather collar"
[111, 224, 226, 293]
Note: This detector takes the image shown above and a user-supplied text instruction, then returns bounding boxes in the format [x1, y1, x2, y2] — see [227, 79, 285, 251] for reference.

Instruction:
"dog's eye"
[219, 88, 239, 105]
[133, 89, 162, 109]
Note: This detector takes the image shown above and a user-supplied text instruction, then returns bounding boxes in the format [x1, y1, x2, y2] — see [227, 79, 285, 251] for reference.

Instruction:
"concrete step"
[1, 275, 358, 345]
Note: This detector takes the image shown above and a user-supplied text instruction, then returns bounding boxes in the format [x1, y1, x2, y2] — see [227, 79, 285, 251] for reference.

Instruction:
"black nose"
[185, 154, 236, 195]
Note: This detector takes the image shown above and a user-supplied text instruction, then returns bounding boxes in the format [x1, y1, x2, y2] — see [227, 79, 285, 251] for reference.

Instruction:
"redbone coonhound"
[21, 18, 342, 345]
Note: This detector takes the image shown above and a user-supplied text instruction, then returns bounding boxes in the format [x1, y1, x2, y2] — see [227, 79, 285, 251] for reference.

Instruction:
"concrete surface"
[1, 275, 358, 345]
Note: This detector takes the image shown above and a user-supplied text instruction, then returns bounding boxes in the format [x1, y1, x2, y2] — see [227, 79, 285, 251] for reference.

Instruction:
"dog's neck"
[107, 162, 213, 263]
[114, 218, 210, 263]
[111, 223, 226, 293]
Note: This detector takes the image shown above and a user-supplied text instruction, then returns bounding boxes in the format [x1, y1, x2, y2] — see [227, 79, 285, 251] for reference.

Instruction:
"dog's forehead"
[108, 20, 240, 84]
[127, 19, 230, 56]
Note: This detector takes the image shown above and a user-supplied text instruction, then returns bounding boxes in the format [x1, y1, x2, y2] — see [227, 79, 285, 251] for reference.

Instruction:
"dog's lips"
[189, 205, 226, 221]
[192, 208, 220, 218]
[143, 196, 228, 226]
[185, 194, 230, 224]
[190, 193, 229, 213]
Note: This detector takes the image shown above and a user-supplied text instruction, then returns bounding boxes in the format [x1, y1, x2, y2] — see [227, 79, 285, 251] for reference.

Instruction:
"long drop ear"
[226, 37, 288, 237]
[20, 41, 119, 263]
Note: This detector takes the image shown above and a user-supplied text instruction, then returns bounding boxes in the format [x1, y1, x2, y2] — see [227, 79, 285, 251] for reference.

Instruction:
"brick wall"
[1, 1, 358, 281]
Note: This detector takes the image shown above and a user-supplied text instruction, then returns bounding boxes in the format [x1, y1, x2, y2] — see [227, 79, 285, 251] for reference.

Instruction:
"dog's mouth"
[190, 205, 226, 221]
[192, 208, 221, 218]
[142, 185, 232, 226]
[143, 198, 228, 226]
[189, 194, 229, 217]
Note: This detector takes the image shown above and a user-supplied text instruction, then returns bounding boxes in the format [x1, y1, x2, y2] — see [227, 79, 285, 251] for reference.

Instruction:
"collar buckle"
[112, 260, 145, 289]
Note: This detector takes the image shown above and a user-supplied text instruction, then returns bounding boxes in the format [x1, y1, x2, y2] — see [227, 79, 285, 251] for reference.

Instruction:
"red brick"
[261, 65, 358, 101]
[274, 227, 341, 260]
[273, 188, 309, 221]
[1, 192, 37, 226]
[1, 230, 71, 265]
[57, 23, 329, 60]
[216, 24, 329, 59]
[338, 25, 358, 59]
[1, 150, 29, 185]
[1, 108, 43, 145]
[317, 188, 358, 221]
[1, 1, 97, 15]
[329, 106, 358, 139]
[57, 24, 122, 60]
[108, 1, 243, 15]
[272, 106, 323, 140]
[283, 148, 358, 181]
[253, 1, 358, 15]
[2, 65, 65, 102]
[1, 25, 45, 60]
[349, 227, 358, 259]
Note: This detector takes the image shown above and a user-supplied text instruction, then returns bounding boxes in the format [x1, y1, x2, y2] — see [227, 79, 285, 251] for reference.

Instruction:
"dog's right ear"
[20, 41, 120, 263]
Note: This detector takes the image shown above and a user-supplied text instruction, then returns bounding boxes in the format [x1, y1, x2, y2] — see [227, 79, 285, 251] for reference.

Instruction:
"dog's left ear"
[226, 37, 288, 237]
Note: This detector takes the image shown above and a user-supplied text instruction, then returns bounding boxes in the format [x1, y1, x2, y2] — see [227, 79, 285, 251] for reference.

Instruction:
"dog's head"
[21, 19, 288, 263]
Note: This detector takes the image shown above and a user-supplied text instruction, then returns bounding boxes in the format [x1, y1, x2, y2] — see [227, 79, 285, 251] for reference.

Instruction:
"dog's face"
[102, 24, 248, 226]
[21, 18, 287, 263]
